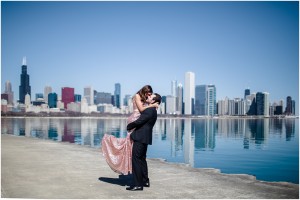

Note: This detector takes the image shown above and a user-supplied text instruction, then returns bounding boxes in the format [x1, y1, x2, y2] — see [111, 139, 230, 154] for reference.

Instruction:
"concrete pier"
[1, 134, 298, 199]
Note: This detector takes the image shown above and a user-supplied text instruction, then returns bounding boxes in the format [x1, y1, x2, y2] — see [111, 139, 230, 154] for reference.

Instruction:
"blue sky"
[1, 1, 299, 112]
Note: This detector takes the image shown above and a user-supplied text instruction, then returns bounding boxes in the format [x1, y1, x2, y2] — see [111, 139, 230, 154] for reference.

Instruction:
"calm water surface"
[1, 117, 299, 184]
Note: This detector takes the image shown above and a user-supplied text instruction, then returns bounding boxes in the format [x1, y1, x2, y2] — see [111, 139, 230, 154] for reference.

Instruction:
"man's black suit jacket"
[127, 107, 157, 145]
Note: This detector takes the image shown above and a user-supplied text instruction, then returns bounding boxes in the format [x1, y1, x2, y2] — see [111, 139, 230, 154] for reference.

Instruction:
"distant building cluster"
[1, 58, 297, 117]
[164, 73, 296, 117]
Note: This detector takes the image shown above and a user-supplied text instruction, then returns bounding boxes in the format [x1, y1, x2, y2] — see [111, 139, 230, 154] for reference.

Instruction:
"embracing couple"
[101, 85, 161, 191]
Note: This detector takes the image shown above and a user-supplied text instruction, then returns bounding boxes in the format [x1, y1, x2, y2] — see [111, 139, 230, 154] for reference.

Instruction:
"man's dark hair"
[152, 93, 162, 105]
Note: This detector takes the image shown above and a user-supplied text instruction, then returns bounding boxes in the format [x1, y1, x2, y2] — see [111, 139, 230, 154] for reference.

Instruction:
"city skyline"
[4, 60, 296, 116]
[1, 2, 299, 113]
[2, 52, 298, 116]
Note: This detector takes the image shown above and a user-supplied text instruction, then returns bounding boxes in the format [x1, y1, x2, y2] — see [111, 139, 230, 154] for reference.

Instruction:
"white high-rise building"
[171, 80, 177, 97]
[217, 100, 226, 116]
[184, 72, 195, 115]
[264, 92, 270, 117]
[166, 95, 176, 114]
[44, 86, 52, 104]
[176, 83, 183, 114]
[157, 102, 165, 114]
[207, 85, 216, 116]
[228, 99, 235, 115]
[236, 98, 246, 115]
[218, 97, 229, 116]
[5, 81, 14, 105]
[224, 97, 229, 115]
[5, 81, 12, 94]
[84, 86, 94, 105]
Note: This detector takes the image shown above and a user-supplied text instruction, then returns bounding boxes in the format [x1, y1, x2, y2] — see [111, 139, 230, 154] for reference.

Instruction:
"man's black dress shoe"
[126, 186, 143, 191]
[143, 181, 150, 187]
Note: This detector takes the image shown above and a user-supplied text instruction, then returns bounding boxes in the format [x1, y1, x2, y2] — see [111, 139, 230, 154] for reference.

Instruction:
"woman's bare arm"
[134, 94, 158, 112]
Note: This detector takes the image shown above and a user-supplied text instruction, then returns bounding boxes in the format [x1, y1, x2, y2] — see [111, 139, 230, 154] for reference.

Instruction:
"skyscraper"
[184, 72, 195, 115]
[44, 86, 52, 104]
[114, 83, 121, 108]
[256, 92, 264, 115]
[4, 81, 14, 105]
[274, 101, 283, 115]
[244, 88, 250, 100]
[256, 92, 269, 116]
[234, 98, 246, 115]
[176, 83, 183, 114]
[207, 85, 217, 116]
[95, 92, 112, 104]
[285, 96, 293, 115]
[195, 85, 207, 115]
[5, 81, 12, 94]
[161, 96, 167, 114]
[217, 99, 226, 116]
[166, 95, 176, 114]
[228, 99, 235, 115]
[246, 93, 257, 115]
[62, 87, 74, 109]
[84, 86, 94, 105]
[292, 100, 295, 115]
[19, 57, 31, 104]
[264, 92, 270, 117]
[123, 95, 132, 106]
[48, 93, 57, 108]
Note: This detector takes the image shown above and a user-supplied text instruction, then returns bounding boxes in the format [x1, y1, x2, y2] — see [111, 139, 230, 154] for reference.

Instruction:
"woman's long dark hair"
[136, 85, 153, 103]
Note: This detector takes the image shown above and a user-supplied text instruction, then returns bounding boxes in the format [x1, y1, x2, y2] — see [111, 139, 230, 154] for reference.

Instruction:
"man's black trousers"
[132, 141, 148, 187]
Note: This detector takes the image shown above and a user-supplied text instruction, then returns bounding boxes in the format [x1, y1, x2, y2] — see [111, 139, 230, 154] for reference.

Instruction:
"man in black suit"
[126, 93, 161, 191]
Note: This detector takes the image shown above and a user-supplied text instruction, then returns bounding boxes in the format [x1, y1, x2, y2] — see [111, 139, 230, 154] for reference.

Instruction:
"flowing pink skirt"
[101, 111, 140, 175]
[101, 134, 132, 175]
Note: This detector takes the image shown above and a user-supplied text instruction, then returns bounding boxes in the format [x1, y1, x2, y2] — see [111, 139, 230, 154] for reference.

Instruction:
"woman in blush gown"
[101, 85, 158, 175]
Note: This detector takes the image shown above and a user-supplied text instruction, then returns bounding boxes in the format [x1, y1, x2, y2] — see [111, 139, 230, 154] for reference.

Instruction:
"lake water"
[1, 117, 299, 184]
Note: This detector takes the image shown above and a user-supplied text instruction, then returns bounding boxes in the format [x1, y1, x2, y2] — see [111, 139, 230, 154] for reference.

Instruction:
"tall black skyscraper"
[285, 96, 295, 115]
[114, 83, 121, 108]
[244, 88, 250, 99]
[256, 92, 266, 115]
[19, 57, 31, 103]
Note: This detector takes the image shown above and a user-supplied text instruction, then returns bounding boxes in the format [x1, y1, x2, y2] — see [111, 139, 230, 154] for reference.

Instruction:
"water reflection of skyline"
[1, 118, 296, 148]
[2, 117, 296, 165]
[1, 118, 296, 145]
[1, 117, 298, 183]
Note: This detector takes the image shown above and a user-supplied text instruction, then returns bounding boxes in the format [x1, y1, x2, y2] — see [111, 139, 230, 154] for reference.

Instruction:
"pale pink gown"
[101, 99, 141, 175]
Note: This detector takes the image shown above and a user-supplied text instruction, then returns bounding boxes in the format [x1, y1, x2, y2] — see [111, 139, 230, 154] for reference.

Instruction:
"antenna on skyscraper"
[22, 56, 26, 65]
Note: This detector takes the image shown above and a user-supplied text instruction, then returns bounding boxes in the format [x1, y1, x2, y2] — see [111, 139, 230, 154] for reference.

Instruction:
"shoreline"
[2, 134, 298, 199]
[144, 157, 298, 185]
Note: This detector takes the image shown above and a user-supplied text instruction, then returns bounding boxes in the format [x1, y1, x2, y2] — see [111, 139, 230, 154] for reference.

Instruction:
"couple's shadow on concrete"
[99, 174, 133, 186]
